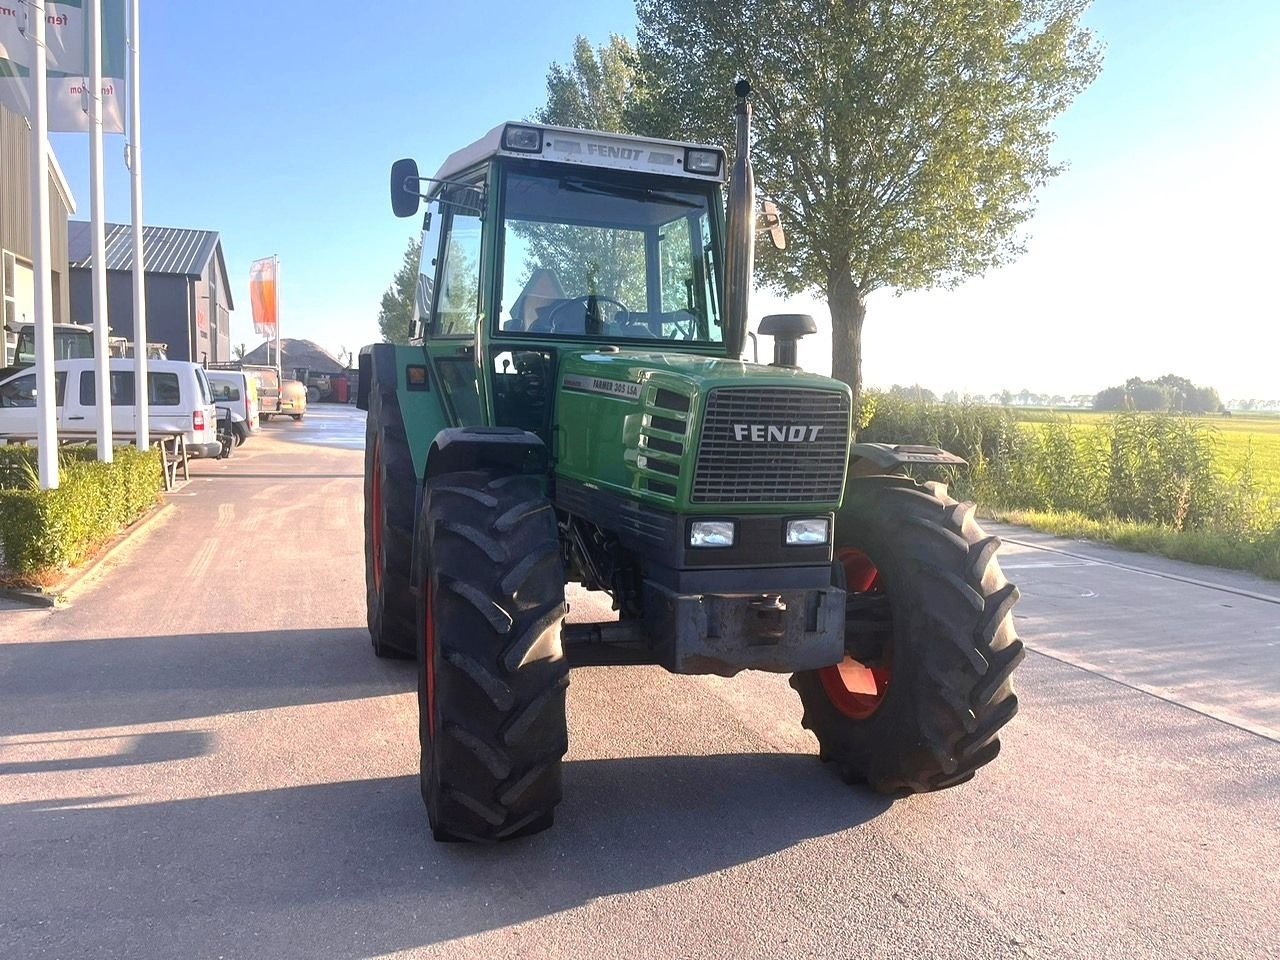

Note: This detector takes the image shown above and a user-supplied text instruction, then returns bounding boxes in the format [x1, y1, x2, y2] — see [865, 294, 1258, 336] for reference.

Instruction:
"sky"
[49, 0, 1280, 401]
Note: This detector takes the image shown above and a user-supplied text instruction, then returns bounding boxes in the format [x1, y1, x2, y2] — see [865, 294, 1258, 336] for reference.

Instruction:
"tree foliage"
[528, 36, 649, 312]
[630, 0, 1102, 401]
[536, 35, 640, 131]
[1093, 375, 1223, 413]
[377, 237, 421, 344]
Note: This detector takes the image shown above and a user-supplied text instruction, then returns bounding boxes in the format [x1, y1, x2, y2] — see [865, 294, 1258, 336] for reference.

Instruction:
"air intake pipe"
[722, 80, 755, 361]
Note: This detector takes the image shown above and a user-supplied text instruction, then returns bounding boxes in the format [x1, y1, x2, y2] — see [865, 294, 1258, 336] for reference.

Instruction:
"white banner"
[0, 1, 126, 133]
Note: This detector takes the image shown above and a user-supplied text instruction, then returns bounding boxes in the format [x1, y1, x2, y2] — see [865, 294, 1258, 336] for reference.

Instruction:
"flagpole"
[275, 255, 281, 379]
[89, 0, 113, 462]
[128, 0, 148, 448]
[30, 0, 58, 489]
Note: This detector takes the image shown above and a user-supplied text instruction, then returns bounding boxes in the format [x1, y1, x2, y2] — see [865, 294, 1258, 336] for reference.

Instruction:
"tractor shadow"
[1, 753, 891, 958]
[0, 628, 414, 737]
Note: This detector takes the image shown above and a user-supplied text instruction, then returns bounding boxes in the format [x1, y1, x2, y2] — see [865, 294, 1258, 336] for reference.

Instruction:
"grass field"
[1012, 409, 1280, 497]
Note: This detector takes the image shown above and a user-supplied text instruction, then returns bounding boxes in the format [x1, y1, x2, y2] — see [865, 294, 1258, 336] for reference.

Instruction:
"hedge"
[0, 445, 164, 582]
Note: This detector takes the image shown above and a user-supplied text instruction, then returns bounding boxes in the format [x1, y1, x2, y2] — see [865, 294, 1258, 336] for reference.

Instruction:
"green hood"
[554, 349, 852, 513]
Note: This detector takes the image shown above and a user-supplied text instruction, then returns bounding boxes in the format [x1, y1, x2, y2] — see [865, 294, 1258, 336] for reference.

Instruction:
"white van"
[206, 369, 260, 446]
[0, 358, 221, 458]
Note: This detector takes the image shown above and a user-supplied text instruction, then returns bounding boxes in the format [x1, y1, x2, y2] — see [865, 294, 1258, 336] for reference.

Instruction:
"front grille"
[692, 387, 850, 503]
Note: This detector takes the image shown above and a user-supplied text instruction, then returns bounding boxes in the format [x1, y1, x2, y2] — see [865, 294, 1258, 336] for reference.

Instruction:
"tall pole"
[275, 255, 281, 378]
[89, 0, 113, 461]
[30, 1, 58, 489]
[128, 0, 148, 448]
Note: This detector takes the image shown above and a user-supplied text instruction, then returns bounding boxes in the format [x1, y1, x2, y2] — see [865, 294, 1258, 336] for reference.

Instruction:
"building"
[0, 103, 78, 365]
[67, 222, 233, 364]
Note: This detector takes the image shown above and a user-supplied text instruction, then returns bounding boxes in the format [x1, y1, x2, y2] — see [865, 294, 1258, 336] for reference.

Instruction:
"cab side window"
[432, 181, 485, 338]
[2, 372, 67, 407]
[0, 373, 37, 407]
[412, 203, 442, 342]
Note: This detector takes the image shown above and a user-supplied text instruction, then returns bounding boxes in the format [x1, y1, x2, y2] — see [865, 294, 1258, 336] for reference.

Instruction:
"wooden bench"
[0, 430, 190, 490]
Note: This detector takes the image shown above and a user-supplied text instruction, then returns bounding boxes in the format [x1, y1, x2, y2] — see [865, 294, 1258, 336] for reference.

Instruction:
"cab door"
[421, 174, 488, 427]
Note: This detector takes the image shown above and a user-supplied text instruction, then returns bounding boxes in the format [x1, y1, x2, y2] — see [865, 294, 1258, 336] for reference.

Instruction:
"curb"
[0, 501, 175, 609]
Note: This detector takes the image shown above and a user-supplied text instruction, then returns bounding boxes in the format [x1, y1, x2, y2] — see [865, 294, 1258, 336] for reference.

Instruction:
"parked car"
[0, 358, 221, 457]
[206, 369, 260, 446]
[209, 363, 282, 423]
[279, 379, 307, 421]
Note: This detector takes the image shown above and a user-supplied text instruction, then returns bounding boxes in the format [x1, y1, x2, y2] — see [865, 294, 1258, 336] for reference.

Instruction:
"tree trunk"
[827, 273, 867, 410]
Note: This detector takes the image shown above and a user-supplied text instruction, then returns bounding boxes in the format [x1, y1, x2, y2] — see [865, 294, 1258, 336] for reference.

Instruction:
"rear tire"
[790, 475, 1024, 794]
[364, 383, 417, 659]
[416, 469, 569, 842]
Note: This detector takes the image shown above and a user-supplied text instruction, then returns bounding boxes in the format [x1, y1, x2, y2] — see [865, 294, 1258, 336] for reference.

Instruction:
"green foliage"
[1094, 374, 1222, 413]
[631, 0, 1102, 399]
[0, 446, 163, 582]
[536, 35, 639, 131]
[529, 36, 650, 310]
[860, 399, 1280, 578]
[377, 237, 421, 345]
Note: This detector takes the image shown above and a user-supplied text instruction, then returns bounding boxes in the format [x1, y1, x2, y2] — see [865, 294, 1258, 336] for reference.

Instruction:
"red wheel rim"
[371, 437, 383, 595]
[819, 548, 892, 720]
[423, 576, 436, 738]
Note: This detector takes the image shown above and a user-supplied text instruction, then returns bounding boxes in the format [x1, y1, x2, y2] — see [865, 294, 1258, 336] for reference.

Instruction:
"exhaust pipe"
[723, 80, 755, 360]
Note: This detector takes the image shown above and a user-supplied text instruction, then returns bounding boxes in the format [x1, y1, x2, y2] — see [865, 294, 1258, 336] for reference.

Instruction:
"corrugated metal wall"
[1, 104, 72, 323]
[69, 270, 195, 362]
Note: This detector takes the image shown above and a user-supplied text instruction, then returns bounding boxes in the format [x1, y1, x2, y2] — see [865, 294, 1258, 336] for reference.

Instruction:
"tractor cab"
[387, 122, 735, 446]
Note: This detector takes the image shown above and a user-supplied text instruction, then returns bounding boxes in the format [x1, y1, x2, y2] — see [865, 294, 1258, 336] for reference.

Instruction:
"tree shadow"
[0, 752, 892, 959]
[0, 629, 415, 737]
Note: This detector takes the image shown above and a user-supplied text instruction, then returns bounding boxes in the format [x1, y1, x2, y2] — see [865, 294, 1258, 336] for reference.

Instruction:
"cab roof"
[430, 122, 727, 195]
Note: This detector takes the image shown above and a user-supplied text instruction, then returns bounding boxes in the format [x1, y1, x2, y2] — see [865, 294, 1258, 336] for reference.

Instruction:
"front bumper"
[644, 570, 845, 677]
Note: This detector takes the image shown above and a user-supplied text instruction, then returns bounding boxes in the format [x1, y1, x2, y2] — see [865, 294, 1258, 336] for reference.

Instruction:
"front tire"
[791, 475, 1024, 794]
[416, 469, 569, 842]
[364, 384, 417, 659]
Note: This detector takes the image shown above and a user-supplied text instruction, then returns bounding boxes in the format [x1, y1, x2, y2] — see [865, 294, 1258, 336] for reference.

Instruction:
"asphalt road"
[1, 406, 1277, 960]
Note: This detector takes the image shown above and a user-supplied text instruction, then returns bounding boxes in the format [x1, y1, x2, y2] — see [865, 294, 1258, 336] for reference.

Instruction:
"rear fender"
[848, 442, 966, 478]
[361, 342, 448, 482]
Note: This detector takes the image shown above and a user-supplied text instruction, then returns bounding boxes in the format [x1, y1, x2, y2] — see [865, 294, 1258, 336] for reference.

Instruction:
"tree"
[889, 383, 936, 403]
[536, 35, 639, 131]
[233, 343, 246, 361]
[1128, 382, 1171, 411]
[1093, 386, 1127, 411]
[631, 0, 1101, 403]
[377, 237, 421, 344]
[531, 37, 649, 310]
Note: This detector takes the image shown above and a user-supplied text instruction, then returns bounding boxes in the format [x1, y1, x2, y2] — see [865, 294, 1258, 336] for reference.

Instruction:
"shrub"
[858, 400, 1280, 578]
[0, 446, 164, 582]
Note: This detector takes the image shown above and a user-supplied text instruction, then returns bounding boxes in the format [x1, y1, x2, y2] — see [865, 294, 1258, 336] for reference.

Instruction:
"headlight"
[684, 148, 722, 175]
[785, 518, 830, 546]
[502, 124, 543, 153]
[690, 520, 735, 547]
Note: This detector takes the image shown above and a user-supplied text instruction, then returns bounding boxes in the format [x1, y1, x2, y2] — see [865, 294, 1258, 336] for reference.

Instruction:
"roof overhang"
[430, 122, 727, 195]
[47, 145, 76, 215]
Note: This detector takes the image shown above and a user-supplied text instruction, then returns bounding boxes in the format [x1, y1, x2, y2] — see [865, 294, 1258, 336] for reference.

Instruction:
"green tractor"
[359, 84, 1023, 842]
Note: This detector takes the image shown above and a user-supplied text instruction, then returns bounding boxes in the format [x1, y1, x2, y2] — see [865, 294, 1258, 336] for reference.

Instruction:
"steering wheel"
[546, 295, 629, 334]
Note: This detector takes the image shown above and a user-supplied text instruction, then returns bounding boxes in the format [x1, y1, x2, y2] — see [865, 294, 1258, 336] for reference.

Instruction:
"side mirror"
[759, 200, 786, 250]
[390, 158, 421, 219]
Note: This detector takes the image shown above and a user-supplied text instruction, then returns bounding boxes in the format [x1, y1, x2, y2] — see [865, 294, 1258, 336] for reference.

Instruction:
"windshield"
[16, 329, 94, 364]
[497, 166, 722, 343]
